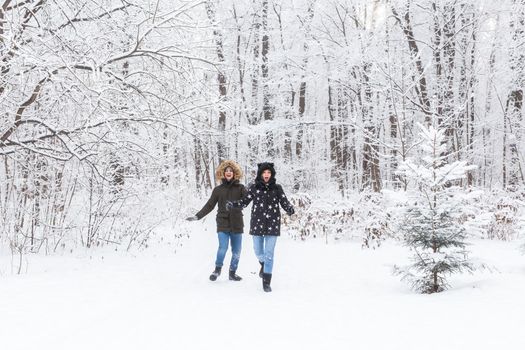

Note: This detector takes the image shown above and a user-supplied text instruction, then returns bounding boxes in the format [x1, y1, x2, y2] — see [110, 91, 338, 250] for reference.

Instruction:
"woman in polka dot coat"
[227, 162, 294, 292]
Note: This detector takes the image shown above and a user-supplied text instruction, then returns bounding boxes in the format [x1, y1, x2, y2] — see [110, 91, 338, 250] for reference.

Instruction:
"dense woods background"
[1, 0, 523, 266]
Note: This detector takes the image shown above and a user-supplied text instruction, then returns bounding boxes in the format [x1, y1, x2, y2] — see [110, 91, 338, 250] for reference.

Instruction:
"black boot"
[258, 261, 264, 278]
[229, 270, 242, 281]
[209, 266, 222, 281]
[262, 273, 272, 292]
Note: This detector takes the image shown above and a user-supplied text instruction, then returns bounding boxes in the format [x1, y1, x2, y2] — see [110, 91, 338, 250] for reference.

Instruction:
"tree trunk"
[206, 0, 227, 162]
[391, 4, 432, 124]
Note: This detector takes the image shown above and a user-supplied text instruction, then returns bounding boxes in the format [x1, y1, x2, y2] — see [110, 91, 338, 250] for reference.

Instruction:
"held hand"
[225, 201, 233, 211]
[186, 215, 198, 222]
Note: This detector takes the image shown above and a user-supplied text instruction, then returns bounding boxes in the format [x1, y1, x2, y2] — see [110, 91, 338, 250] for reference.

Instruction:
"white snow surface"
[1, 218, 525, 350]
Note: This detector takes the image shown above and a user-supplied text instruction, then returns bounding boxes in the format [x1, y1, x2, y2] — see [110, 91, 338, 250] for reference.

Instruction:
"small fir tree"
[395, 124, 475, 294]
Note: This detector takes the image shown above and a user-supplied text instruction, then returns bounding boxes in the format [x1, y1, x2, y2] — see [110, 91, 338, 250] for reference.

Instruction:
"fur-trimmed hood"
[215, 160, 243, 181]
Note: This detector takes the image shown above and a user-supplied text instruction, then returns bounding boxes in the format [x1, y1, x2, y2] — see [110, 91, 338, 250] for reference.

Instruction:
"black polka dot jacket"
[231, 178, 294, 236]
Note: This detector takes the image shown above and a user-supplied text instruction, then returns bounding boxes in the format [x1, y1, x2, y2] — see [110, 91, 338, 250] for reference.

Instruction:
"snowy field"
[1, 218, 524, 350]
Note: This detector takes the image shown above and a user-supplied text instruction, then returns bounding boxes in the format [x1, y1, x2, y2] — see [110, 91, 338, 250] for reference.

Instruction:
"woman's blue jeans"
[252, 235, 278, 274]
[215, 232, 242, 271]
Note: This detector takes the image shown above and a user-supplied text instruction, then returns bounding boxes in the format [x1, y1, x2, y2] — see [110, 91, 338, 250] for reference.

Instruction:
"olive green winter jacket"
[195, 179, 247, 233]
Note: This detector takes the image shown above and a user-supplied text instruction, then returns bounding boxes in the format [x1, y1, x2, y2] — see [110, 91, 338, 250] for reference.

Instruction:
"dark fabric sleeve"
[277, 185, 294, 213]
[240, 184, 248, 198]
[195, 188, 218, 219]
[231, 184, 254, 208]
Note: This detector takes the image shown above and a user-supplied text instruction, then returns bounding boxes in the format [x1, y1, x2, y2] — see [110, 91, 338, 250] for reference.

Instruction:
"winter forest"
[1, 0, 525, 348]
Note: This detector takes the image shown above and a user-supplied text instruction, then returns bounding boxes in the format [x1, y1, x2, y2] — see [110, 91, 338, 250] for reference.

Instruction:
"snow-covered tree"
[395, 124, 475, 293]
[0, 0, 208, 258]
[356, 191, 391, 249]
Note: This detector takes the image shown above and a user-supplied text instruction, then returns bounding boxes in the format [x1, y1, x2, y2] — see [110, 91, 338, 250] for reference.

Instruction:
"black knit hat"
[256, 162, 276, 181]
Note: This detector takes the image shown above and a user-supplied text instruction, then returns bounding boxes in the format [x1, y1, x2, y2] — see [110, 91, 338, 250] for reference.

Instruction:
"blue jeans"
[252, 235, 278, 274]
[215, 232, 242, 271]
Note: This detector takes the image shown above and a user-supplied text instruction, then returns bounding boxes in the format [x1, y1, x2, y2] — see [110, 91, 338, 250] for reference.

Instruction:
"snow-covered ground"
[1, 218, 524, 350]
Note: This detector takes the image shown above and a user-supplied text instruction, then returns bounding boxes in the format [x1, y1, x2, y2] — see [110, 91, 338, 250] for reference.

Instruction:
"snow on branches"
[281, 191, 395, 247]
[395, 124, 476, 294]
[281, 193, 354, 243]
